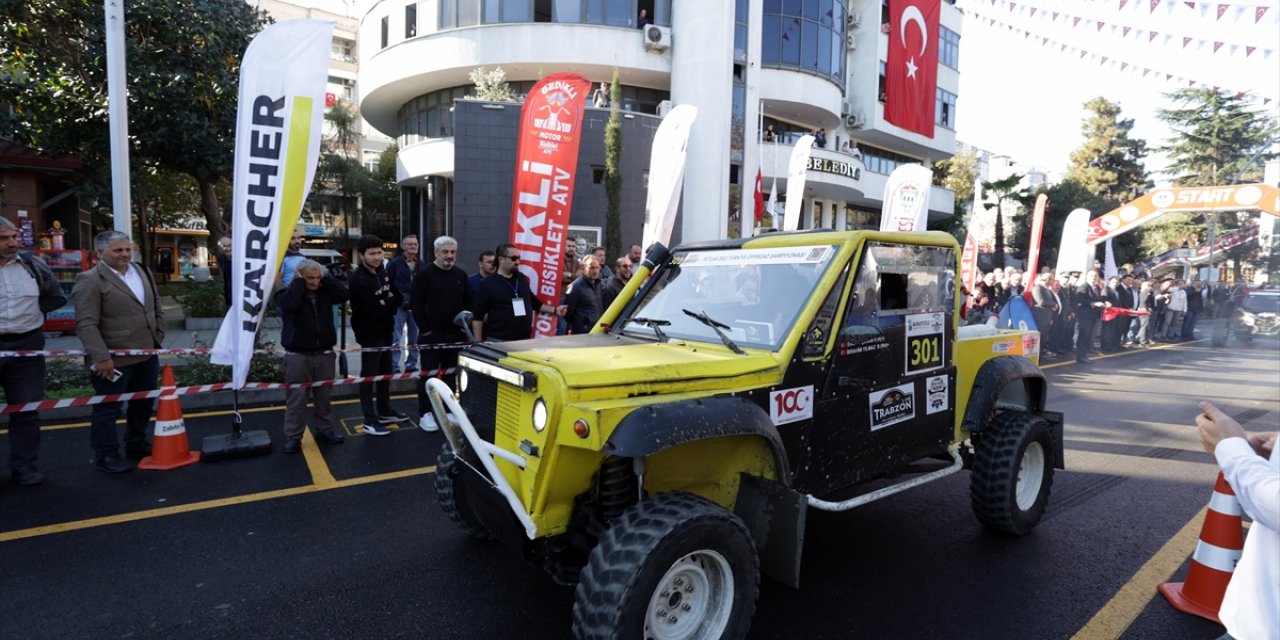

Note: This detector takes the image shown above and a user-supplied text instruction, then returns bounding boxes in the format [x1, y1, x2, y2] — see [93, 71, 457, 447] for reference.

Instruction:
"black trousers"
[358, 337, 393, 423]
[416, 342, 460, 416]
[1076, 315, 1097, 360]
[0, 330, 45, 471]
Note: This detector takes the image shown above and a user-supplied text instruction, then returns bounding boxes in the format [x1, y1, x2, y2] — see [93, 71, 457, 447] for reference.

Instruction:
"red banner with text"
[509, 73, 592, 338]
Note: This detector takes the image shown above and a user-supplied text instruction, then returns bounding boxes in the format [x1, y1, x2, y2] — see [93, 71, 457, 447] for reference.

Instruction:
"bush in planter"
[176, 334, 284, 385]
[176, 280, 226, 317]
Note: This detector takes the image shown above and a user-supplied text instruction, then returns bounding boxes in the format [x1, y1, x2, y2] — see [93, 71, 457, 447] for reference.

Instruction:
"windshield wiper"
[682, 309, 747, 355]
[627, 317, 670, 343]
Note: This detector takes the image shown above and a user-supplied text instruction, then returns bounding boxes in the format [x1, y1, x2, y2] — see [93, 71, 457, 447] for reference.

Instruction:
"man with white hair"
[410, 236, 471, 431]
[275, 258, 350, 454]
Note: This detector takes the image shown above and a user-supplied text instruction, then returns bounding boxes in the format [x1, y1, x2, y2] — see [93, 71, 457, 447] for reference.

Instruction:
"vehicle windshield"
[617, 244, 841, 351]
[1243, 293, 1280, 314]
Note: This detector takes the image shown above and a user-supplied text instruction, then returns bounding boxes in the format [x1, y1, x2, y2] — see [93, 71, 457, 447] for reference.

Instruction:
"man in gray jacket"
[73, 231, 165, 473]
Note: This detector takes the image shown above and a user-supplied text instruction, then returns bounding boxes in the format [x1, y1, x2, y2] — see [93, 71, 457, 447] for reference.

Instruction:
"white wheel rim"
[1015, 441, 1046, 511]
[644, 549, 734, 640]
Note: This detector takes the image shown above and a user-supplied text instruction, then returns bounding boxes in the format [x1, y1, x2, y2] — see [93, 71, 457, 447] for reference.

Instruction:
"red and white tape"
[0, 341, 471, 359]
[0, 367, 457, 414]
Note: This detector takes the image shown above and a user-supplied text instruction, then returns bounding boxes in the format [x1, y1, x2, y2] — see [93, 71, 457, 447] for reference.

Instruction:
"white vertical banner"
[766, 177, 778, 218]
[210, 20, 334, 389]
[1103, 238, 1118, 279]
[879, 163, 935, 232]
[782, 134, 815, 232]
[1057, 208, 1093, 276]
[642, 105, 698, 250]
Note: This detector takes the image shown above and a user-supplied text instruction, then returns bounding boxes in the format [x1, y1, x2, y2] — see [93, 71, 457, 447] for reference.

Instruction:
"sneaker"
[362, 423, 392, 436]
[419, 413, 439, 432]
[377, 410, 409, 424]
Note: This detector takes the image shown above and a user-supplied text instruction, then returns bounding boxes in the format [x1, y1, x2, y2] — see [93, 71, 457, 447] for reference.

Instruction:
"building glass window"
[406, 4, 417, 37]
[935, 88, 956, 129]
[762, 0, 847, 85]
[440, 0, 670, 27]
[860, 144, 918, 175]
[380, 16, 389, 48]
[939, 26, 960, 69]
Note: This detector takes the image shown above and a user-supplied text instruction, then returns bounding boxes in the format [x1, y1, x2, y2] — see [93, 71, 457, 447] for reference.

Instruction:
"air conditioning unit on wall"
[846, 34, 858, 50]
[847, 11, 862, 29]
[844, 112, 866, 129]
[644, 25, 671, 52]
[657, 100, 673, 117]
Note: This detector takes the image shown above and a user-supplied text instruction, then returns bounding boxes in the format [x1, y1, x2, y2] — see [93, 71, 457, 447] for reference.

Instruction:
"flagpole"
[104, 0, 132, 237]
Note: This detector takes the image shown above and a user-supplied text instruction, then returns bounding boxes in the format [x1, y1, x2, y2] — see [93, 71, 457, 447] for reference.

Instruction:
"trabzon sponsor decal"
[869, 382, 915, 431]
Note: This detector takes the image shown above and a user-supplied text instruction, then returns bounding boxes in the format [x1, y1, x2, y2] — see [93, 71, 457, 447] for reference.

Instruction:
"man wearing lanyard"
[472, 242, 566, 342]
[0, 217, 66, 485]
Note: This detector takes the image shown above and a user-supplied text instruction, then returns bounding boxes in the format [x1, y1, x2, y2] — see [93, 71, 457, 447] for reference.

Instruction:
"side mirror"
[454, 310, 476, 342]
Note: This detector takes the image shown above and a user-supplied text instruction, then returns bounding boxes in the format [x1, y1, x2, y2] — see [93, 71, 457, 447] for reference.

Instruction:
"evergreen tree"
[1066, 97, 1151, 206]
[604, 69, 623, 261]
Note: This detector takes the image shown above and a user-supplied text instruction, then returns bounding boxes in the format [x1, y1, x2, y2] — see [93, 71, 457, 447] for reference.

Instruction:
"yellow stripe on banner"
[275, 95, 315, 262]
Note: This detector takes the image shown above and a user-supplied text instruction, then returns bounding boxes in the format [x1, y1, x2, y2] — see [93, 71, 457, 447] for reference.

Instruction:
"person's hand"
[93, 359, 117, 380]
[556, 304, 568, 317]
[1196, 401, 1248, 455]
[1247, 432, 1277, 458]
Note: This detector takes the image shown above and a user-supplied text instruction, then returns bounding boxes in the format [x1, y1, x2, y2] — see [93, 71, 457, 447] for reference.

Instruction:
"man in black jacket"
[275, 259, 350, 454]
[411, 236, 471, 431]
[564, 255, 605, 334]
[1074, 270, 1110, 365]
[349, 235, 405, 436]
[473, 243, 566, 342]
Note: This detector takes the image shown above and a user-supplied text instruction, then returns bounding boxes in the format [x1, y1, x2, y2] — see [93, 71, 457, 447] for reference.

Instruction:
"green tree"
[312, 101, 365, 253]
[0, 0, 270, 251]
[466, 66, 517, 102]
[1151, 88, 1279, 279]
[981, 174, 1029, 269]
[929, 147, 979, 242]
[1066, 97, 1151, 205]
[604, 69, 622, 261]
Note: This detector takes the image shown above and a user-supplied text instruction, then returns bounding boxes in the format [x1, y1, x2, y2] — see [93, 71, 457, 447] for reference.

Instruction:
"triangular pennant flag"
[1061, 43, 1068, 51]
[1257, 6, 1270, 23]
[1030, 7, 1037, 17]
[1143, 68, 1151, 76]
[1010, 2, 1016, 10]
[1229, 44, 1238, 55]
[1081, 49, 1089, 58]
[1025, 30, 1031, 38]
[1183, 36, 1192, 47]
[1183, 1, 1194, 7]
[1120, 0, 1129, 8]
[1217, 3, 1228, 19]
[1097, 20, 1105, 30]
[1213, 41, 1223, 53]
[1149, 30, 1159, 41]
[1151, 0, 1161, 12]
[1247, 45, 1256, 56]
[1166, 73, 1173, 80]
[1053, 11, 1059, 20]
[1189, 79, 1195, 86]
[1235, 91, 1244, 99]
[1121, 62, 1129, 70]
[1266, 97, 1273, 105]
[1074, 16, 1082, 26]
[1123, 26, 1132, 36]
[1101, 56, 1108, 65]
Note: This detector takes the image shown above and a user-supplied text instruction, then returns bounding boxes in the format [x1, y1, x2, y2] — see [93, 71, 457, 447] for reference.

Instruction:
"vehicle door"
[803, 241, 958, 494]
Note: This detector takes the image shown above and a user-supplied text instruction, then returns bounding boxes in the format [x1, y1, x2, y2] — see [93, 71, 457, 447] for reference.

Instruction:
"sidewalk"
[36, 296, 420, 420]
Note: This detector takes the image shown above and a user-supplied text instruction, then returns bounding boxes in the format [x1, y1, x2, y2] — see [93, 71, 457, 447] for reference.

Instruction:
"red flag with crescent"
[885, 0, 940, 137]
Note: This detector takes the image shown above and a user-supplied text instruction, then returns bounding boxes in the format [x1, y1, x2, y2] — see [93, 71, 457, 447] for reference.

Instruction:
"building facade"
[359, 0, 962, 252]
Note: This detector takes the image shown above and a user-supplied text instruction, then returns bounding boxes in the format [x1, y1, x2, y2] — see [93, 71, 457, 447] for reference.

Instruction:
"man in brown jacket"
[73, 231, 166, 473]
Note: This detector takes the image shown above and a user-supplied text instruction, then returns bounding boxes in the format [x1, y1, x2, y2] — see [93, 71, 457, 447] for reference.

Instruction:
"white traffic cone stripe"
[155, 418, 186, 436]
[1191, 539, 1243, 574]
[1208, 491, 1242, 517]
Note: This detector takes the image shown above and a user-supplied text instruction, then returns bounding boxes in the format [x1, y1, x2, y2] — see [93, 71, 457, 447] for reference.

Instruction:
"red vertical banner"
[1022, 194, 1048, 303]
[508, 72, 592, 338]
[884, 0, 940, 137]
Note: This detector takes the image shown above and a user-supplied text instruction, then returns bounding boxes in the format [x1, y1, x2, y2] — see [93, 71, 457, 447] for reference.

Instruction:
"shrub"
[175, 280, 227, 317]
[176, 334, 284, 385]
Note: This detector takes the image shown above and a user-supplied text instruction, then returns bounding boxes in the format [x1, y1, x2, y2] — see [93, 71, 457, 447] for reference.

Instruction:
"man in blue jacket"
[275, 259, 349, 454]
[385, 235, 425, 373]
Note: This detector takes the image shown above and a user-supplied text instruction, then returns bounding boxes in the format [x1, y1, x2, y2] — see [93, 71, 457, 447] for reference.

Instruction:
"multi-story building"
[359, 0, 961, 253]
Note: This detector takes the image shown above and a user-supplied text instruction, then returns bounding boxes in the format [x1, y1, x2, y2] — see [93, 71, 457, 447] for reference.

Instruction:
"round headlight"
[532, 398, 548, 432]
[458, 369, 469, 393]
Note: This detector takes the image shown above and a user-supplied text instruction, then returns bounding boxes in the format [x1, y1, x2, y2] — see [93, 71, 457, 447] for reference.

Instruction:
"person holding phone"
[72, 231, 166, 473]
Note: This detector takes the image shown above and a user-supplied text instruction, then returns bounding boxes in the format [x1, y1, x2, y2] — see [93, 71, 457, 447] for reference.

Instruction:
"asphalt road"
[1, 336, 1277, 640]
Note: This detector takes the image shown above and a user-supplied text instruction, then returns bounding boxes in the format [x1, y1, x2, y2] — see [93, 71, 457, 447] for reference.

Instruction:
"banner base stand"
[201, 431, 272, 462]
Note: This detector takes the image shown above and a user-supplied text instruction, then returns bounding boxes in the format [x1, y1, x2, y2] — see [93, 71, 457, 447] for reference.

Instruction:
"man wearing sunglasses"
[473, 243, 566, 342]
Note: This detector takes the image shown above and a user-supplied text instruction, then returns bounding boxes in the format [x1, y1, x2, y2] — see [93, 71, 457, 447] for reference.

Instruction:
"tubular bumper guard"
[422, 377, 538, 539]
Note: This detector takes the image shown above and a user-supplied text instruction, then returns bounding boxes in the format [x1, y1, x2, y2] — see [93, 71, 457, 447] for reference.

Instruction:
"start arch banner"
[1085, 183, 1280, 245]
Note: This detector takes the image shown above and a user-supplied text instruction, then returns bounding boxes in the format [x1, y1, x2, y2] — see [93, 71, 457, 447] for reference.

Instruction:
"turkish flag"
[753, 168, 764, 221]
[885, 0, 940, 137]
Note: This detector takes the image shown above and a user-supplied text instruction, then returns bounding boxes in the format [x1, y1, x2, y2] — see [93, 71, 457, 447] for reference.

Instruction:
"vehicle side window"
[802, 261, 849, 359]
[844, 243, 955, 333]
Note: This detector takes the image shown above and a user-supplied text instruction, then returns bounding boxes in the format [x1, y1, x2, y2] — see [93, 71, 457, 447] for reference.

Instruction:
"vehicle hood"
[486, 333, 780, 388]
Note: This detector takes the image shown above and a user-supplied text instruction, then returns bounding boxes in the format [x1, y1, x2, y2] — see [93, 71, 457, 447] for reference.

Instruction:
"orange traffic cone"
[1157, 472, 1245, 623]
[137, 365, 201, 470]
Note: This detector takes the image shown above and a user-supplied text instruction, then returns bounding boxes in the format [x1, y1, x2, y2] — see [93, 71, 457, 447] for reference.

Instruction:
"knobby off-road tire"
[572, 492, 759, 640]
[970, 411, 1056, 536]
[436, 443, 495, 541]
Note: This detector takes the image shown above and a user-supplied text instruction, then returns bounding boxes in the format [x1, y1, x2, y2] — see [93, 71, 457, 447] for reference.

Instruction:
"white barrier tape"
[1209, 490, 1243, 517]
[0, 342, 472, 359]
[1191, 539, 1242, 574]
[0, 367, 457, 414]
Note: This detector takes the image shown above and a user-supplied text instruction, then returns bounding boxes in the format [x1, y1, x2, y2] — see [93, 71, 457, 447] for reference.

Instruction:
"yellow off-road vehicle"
[423, 229, 1063, 640]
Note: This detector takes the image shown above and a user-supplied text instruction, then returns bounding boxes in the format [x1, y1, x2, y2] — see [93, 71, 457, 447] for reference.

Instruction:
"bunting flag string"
[970, 0, 1278, 45]
[960, 2, 1277, 105]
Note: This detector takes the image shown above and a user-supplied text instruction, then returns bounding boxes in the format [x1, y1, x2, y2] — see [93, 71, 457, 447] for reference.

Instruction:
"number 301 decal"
[905, 312, 945, 375]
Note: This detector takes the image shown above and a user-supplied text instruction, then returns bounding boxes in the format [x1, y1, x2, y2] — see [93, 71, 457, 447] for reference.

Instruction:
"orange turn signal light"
[573, 419, 590, 438]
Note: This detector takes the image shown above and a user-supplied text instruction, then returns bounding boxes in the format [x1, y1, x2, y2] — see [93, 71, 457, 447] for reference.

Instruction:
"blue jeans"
[392, 307, 419, 371]
[1, 330, 45, 471]
[88, 355, 159, 457]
